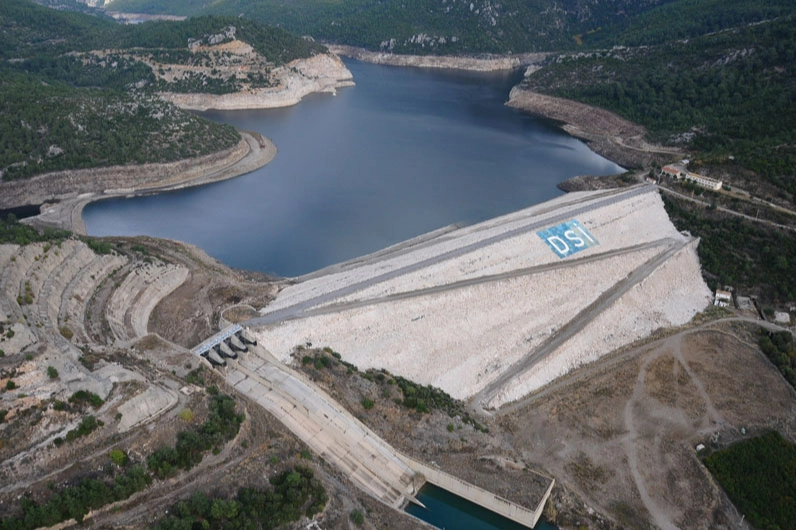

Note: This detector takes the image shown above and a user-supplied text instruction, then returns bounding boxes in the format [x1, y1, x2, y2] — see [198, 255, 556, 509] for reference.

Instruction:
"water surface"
[84, 60, 622, 276]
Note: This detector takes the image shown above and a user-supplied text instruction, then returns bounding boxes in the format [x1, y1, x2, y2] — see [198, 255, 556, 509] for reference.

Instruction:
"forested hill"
[107, 0, 794, 55]
[522, 15, 796, 199]
[0, 0, 324, 181]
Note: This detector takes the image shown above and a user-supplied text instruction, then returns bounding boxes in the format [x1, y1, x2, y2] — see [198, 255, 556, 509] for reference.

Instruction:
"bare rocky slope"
[159, 50, 354, 111]
[329, 45, 547, 72]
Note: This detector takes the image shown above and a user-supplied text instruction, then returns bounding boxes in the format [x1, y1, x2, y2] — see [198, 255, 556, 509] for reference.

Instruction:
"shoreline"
[328, 45, 548, 72]
[505, 86, 684, 170]
[14, 131, 275, 235]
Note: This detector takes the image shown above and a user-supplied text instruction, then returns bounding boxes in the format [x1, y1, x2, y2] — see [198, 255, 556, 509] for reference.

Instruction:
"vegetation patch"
[147, 393, 243, 478]
[2, 393, 244, 528]
[297, 350, 488, 432]
[664, 196, 796, 303]
[69, 389, 104, 408]
[1, 465, 152, 527]
[156, 466, 327, 529]
[703, 431, 796, 529]
[65, 415, 102, 442]
[758, 330, 796, 389]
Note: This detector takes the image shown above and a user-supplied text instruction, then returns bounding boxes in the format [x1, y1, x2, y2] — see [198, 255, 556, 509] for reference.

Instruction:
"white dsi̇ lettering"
[575, 222, 595, 244]
[547, 236, 570, 255]
[564, 230, 585, 248]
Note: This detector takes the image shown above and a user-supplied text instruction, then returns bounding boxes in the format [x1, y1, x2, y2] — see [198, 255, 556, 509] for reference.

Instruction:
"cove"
[83, 59, 623, 277]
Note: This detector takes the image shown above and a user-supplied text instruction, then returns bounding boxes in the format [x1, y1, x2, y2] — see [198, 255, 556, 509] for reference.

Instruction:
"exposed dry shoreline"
[506, 86, 684, 169]
[159, 53, 354, 111]
[7, 131, 275, 235]
[331, 45, 675, 171]
[329, 44, 548, 72]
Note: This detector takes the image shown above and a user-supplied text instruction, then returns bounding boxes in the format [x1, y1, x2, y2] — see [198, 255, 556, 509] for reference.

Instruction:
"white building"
[714, 289, 732, 307]
[686, 172, 723, 191]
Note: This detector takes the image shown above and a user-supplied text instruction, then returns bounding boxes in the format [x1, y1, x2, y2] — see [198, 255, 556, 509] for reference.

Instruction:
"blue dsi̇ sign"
[537, 219, 599, 258]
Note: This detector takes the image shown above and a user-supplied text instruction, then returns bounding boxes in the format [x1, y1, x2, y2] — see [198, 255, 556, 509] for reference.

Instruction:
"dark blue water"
[406, 482, 556, 529]
[84, 59, 622, 276]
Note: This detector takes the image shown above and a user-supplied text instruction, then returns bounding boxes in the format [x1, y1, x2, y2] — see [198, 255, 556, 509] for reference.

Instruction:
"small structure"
[714, 289, 732, 307]
[774, 311, 791, 325]
[662, 165, 688, 179]
[736, 296, 756, 312]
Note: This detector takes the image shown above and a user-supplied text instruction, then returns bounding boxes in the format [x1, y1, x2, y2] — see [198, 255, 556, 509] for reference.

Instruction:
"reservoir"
[84, 59, 622, 277]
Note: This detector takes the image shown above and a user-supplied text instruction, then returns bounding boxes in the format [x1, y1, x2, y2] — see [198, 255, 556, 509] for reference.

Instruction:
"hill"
[106, 0, 793, 55]
[0, 0, 329, 181]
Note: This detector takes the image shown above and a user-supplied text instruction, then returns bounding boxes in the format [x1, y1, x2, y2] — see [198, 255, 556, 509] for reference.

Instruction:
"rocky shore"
[329, 45, 548, 72]
[506, 86, 683, 169]
[3, 132, 275, 234]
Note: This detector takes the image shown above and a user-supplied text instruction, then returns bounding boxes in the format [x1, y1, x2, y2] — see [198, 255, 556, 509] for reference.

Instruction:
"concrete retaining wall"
[403, 456, 554, 529]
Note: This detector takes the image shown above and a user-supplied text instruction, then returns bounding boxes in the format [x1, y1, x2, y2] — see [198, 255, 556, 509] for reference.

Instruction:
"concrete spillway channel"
[190, 324, 552, 526]
[226, 346, 417, 508]
[216, 345, 552, 526]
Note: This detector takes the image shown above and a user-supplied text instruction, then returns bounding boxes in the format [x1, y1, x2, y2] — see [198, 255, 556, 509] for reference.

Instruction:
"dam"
[246, 184, 712, 409]
[188, 185, 709, 526]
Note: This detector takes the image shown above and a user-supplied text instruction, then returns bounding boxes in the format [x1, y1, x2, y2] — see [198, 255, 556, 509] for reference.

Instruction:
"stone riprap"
[250, 186, 712, 408]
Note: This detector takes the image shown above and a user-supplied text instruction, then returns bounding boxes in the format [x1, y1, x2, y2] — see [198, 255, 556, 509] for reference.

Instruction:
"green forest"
[663, 196, 796, 303]
[524, 16, 796, 199]
[703, 431, 796, 529]
[156, 467, 328, 529]
[758, 330, 796, 389]
[108, 0, 794, 55]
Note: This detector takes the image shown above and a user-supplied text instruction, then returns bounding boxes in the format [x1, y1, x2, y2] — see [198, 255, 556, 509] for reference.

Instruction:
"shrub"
[350, 509, 365, 526]
[6, 380, 16, 391]
[69, 390, 104, 408]
[47, 366, 59, 379]
[59, 326, 73, 340]
[361, 398, 375, 410]
[109, 449, 129, 467]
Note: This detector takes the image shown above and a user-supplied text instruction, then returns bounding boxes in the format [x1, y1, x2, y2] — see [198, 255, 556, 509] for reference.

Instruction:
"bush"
[361, 398, 375, 410]
[66, 415, 100, 442]
[6, 380, 16, 391]
[47, 366, 58, 379]
[350, 509, 365, 526]
[59, 326, 73, 340]
[109, 449, 129, 467]
[69, 390, 104, 408]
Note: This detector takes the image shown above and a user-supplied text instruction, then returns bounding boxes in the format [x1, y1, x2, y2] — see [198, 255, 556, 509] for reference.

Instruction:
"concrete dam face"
[248, 185, 712, 409]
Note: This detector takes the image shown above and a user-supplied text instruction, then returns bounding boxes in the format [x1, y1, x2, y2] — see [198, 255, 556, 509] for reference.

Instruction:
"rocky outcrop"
[159, 53, 354, 111]
[329, 44, 548, 72]
[506, 86, 683, 168]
